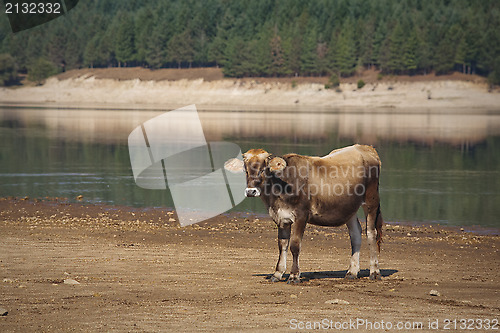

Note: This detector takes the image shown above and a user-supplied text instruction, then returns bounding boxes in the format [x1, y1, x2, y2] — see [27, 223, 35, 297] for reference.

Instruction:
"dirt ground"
[0, 197, 499, 332]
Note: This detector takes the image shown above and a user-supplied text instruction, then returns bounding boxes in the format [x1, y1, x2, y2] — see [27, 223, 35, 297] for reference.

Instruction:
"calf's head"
[224, 149, 286, 197]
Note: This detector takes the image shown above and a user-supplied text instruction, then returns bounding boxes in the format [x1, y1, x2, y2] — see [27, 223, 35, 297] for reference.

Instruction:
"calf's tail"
[375, 203, 383, 252]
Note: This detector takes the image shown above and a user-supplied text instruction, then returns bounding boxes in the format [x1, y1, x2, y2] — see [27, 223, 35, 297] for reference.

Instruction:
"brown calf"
[225, 144, 383, 283]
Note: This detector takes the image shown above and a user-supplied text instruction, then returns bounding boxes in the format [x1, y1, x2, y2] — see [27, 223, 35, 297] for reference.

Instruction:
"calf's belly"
[308, 213, 353, 227]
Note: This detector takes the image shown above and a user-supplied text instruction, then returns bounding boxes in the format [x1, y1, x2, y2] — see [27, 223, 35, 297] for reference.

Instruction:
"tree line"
[1, 0, 499, 85]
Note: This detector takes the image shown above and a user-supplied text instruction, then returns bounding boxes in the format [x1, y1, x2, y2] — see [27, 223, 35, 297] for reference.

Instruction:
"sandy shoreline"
[1, 72, 499, 111]
[0, 197, 499, 332]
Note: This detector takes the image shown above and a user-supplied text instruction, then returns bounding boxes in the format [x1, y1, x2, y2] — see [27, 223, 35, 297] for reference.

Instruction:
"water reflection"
[2, 107, 499, 146]
[0, 107, 499, 228]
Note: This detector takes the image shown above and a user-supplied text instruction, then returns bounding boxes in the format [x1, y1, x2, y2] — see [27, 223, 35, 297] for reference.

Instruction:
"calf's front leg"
[271, 223, 291, 282]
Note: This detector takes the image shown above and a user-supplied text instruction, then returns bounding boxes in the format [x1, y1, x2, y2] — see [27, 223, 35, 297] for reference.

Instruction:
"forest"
[0, 0, 499, 85]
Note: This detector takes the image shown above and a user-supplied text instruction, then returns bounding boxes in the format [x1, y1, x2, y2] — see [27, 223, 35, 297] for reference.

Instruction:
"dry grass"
[54, 67, 488, 85]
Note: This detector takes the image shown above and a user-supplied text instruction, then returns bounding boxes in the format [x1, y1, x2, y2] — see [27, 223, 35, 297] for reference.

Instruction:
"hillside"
[1, 0, 499, 84]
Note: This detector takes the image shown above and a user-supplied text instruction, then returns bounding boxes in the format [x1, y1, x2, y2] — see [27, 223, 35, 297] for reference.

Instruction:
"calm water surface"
[1, 107, 499, 229]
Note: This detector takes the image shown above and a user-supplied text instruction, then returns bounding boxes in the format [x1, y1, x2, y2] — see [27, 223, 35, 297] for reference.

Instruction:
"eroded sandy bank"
[1, 74, 499, 110]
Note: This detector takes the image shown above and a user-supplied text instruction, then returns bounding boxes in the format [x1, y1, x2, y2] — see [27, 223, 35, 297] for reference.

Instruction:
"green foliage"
[28, 58, 57, 84]
[145, 28, 167, 69]
[269, 27, 285, 76]
[0, 0, 498, 80]
[134, 6, 155, 66]
[0, 53, 17, 86]
[386, 23, 405, 74]
[488, 58, 500, 86]
[114, 12, 136, 66]
[403, 29, 419, 74]
[357, 79, 365, 89]
[222, 37, 251, 77]
[328, 73, 340, 88]
[167, 31, 194, 68]
[435, 25, 462, 75]
[300, 29, 318, 76]
[331, 18, 357, 77]
[84, 35, 102, 68]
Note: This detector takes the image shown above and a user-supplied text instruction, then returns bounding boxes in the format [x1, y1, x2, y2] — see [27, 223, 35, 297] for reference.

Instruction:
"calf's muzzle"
[245, 187, 261, 197]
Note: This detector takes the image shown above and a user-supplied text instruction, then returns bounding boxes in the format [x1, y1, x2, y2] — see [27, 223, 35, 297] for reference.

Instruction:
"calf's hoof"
[269, 275, 281, 283]
[345, 272, 358, 280]
[369, 271, 382, 280]
[287, 277, 301, 284]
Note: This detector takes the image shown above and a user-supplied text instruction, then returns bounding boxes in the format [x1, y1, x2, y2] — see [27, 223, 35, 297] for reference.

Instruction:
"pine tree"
[167, 30, 194, 68]
[334, 21, 356, 77]
[84, 35, 100, 68]
[26, 32, 45, 67]
[316, 41, 328, 75]
[281, 24, 302, 76]
[247, 38, 267, 76]
[435, 25, 461, 75]
[387, 23, 406, 74]
[134, 6, 155, 67]
[99, 31, 116, 67]
[454, 36, 467, 74]
[208, 10, 234, 67]
[488, 57, 500, 86]
[145, 23, 167, 69]
[115, 13, 136, 67]
[300, 29, 318, 76]
[28, 58, 57, 85]
[269, 26, 285, 76]
[0, 53, 17, 86]
[285, 11, 309, 75]
[208, 33, 227, 68]
[193, 29, 209, 66]
[403, 29, 419, 75]
[222, 36, 251, 77]
[358, 18, 376, 69]
[65, 32, 81, 69]
[477, 8, 500, 79]
[1, 33, 27, 70]
[250, 27, 272, 76]
[47, 25, 67, 68]
[372, 22, 387, 70]
[416, 27, 432, 75]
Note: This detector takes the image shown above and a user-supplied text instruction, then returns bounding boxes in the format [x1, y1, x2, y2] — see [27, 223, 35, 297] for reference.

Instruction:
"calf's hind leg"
[287, 220, 306, 284]
[345, 214, 362, 279]
[363, 189, 383, 280]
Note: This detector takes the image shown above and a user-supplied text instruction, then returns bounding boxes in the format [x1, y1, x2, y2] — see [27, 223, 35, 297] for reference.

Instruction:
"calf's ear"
[224, 158, 244, 173]
[268, 157, 286, 173]
[269, 156, 306, 196]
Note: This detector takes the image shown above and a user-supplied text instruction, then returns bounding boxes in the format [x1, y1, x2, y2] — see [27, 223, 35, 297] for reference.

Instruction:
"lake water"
[1, 107, 499, 229]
